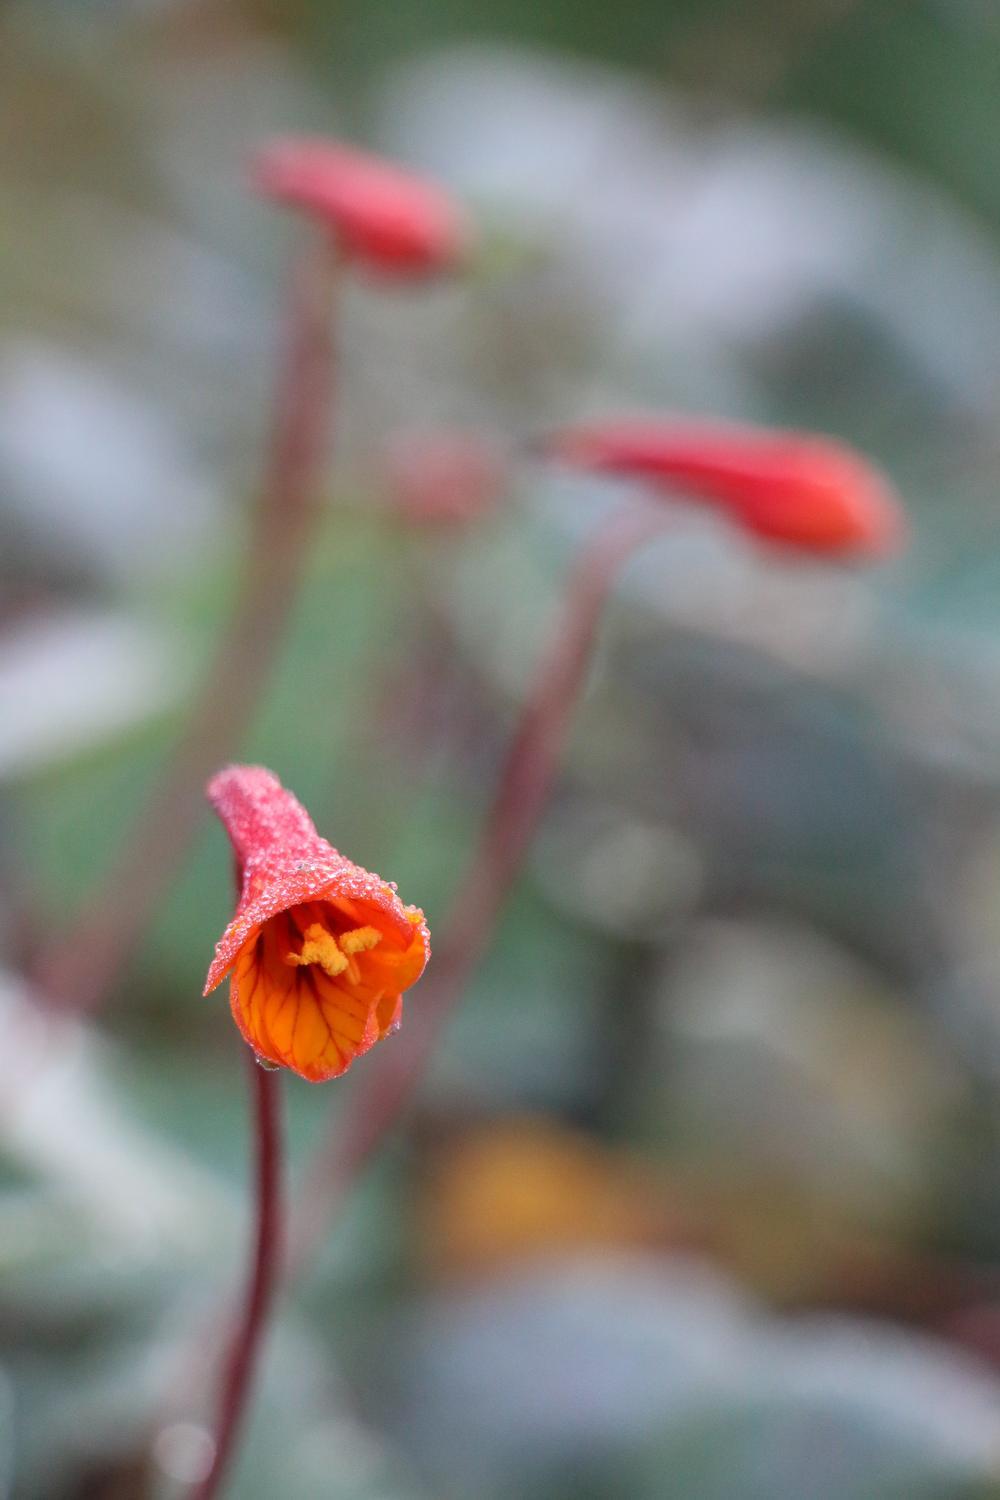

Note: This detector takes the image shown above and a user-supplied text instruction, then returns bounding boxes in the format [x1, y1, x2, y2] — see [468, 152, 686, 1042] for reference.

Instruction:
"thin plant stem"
[287, 501, 673, 1272]
[194, 1051, 284, 1500]
[34, 235, 340, 1016]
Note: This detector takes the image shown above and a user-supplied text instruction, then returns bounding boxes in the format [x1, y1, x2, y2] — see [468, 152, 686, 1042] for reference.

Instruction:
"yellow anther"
[339, 926, 382, 956]
[286, 923, 349, 978]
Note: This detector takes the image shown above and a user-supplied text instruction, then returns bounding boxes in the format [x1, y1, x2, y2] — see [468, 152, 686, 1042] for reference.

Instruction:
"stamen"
[285, 922, 382, 982]
[286, 923, 349, 978]
[339, 926, 382, 955]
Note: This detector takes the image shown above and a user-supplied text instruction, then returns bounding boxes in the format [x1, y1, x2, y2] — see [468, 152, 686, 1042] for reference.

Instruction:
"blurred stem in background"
[329, 428, 509, 854]
[288, 500, 673, 1272]
[194, 1051, 284, 1500]
[32, 237, 340, 1017]
[285, 409, 904, 1269]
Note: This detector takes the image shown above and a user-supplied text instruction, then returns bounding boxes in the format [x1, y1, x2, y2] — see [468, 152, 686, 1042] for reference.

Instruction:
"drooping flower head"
[549, 418, 905, 558]
[251, 137, 471, 278]
[204, 766, 429, 1082]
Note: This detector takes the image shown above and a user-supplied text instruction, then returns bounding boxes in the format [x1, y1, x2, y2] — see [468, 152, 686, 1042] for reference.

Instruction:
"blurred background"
[5, 0, 1000, 1495]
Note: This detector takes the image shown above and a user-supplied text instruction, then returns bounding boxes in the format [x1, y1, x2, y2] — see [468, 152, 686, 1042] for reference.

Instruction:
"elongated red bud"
[549, 418, 905, 558]
[251, 137, 471, 278]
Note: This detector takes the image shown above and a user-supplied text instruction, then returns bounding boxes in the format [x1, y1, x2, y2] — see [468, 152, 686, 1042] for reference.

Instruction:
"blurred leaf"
[383, 1257, 1000, 1500]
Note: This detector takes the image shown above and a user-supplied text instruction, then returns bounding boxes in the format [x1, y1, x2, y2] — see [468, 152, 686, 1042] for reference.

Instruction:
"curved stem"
[288, 501, 672, 1272]
[194, 1053, 283, 1500]
[34, 237, 340, 1017]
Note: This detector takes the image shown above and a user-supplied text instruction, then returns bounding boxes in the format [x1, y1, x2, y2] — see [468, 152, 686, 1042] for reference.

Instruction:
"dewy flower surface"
[205, 766, 429, 1082]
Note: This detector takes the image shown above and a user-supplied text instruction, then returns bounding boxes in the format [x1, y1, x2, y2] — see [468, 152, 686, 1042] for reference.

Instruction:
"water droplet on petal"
[253, 1052, 282, 1071]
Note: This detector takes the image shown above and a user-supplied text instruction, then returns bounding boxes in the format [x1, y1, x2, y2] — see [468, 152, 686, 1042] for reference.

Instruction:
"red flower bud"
[382, 429, 507, 528]
[251, 137, 471, 278]
[549, 418, 905, 558]
[204, 766, 429, 1083]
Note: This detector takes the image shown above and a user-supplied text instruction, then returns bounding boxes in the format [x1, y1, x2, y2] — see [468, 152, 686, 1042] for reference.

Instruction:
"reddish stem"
[34, 237, 340, 1016]
[288, 501, 672, 1271]
[194, 1052, 284, 1500]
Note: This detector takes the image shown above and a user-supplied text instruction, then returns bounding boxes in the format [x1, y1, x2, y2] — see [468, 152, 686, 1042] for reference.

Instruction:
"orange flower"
[549, 418, 905, 558]
[251, 137, 471, 278]
[204, 766, 429, 1082]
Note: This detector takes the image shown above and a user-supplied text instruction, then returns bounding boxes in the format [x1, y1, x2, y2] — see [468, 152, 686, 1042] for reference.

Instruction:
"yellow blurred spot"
[418, 1117, 685, 1281]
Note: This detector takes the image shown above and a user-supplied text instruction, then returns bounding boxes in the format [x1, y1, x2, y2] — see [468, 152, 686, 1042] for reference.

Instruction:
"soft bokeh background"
[6, 0, 1000, 1496]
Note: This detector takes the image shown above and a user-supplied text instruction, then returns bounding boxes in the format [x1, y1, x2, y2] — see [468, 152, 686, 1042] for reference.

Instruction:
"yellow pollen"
[286, 923, 348, 977]
[339, 926, 382, 955]
[285, 922, 382, 980]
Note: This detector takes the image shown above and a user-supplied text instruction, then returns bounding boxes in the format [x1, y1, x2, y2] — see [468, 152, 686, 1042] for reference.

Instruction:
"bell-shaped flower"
[204, 765, 429, 1082]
